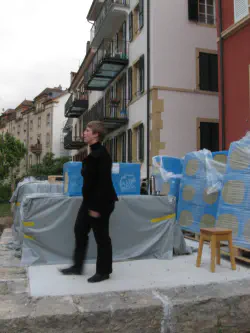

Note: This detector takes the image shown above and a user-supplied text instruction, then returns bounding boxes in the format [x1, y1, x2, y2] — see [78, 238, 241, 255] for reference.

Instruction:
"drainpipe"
[146, 0, 150, 186]
[218, 0, 225, 150]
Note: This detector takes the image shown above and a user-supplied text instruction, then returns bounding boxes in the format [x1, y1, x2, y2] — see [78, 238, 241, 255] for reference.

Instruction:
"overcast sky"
[0, 0, 93, 113]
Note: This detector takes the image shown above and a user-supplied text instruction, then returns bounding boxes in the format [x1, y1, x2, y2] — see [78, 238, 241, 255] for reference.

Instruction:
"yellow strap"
[23, 222, 35, 227]
[151, 213, 176, 223]
[16, 202, 20, 207]
[24, 234, 34, 240]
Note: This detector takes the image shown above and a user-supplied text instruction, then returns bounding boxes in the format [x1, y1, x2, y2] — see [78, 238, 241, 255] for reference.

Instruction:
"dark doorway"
[199, 121, 219, 152]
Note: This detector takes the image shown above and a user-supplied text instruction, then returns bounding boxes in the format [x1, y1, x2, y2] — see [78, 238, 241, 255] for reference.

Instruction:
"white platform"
[28, 240, 250, 297]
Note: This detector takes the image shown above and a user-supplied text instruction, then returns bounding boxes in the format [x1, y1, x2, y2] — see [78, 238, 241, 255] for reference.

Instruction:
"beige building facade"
[64, 0, 219, 180]
[0, 87, 70, 176]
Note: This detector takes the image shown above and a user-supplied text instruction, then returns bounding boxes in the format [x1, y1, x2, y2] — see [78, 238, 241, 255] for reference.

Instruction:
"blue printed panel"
[182, 150, 213, 179]
[64, 162, 141, 197]
[178, 202, 217, 233]
[226, 140, 250, 174]
[63, 162, 83, 196]
[178, 177, 220, 208]
[112, 163, 140, 196]
[219, 173, 250, 210]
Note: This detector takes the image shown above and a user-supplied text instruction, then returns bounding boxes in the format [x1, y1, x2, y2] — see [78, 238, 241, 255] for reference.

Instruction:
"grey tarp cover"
[11, 182, 63, 246]
[20, 194, 191, 266]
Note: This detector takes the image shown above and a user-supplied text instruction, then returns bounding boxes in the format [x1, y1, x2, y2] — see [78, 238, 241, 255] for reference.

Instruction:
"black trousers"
[73, 202, 114, 275]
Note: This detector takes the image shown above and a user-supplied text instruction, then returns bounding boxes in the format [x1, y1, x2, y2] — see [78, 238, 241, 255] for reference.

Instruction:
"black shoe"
[88, 273, 109, 283]
[59, 266, 82, 275]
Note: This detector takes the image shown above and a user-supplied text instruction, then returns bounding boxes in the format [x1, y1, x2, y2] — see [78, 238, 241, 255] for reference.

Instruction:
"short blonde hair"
[87, 121, 106, 142]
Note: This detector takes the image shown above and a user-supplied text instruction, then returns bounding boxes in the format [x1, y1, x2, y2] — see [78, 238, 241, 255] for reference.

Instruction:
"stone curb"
[1, 280, 250, 332]
[1, 228, 250, 332]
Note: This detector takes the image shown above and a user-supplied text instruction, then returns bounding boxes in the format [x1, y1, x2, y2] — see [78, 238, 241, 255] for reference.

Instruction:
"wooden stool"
[196, 228, 236, 273]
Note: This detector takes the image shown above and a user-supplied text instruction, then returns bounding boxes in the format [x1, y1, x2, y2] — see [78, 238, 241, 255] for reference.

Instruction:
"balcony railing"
[82, 96, 128, 131]
[30, 144, 42, 155]
[64, 130, 86, 150]
[90, 0, 130, 46]
[84, 38, 129, 90]
[65, 93, 88, 118]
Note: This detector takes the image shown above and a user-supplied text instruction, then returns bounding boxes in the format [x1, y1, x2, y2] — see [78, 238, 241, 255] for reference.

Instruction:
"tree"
[0, 132, 27, 181]
[27, 152, 70, 177]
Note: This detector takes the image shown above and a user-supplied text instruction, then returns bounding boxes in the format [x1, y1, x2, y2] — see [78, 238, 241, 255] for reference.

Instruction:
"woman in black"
[60, 121, 118, 283]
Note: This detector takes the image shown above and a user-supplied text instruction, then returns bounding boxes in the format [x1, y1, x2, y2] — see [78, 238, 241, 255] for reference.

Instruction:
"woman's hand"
[89, 210, 101, 218]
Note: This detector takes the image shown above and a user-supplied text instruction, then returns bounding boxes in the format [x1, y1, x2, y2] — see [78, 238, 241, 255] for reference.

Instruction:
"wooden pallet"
[221, 245, 250, 264]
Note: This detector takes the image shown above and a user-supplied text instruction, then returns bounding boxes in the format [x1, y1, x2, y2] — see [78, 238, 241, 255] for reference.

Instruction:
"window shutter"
[139, 55, 145, 93]
[234, 0, 249, 22]
[199, 52, 210, 91]
[139, 0, 144, 29]
[122, 132, 127, 162]
[128, 67, 133, 101]
[127, 129, 132, 162]
[210, 54, 218, 92]
[129, 12, 133, 41]
[139, 124, 144, 161]
[188, 0, 198, 21]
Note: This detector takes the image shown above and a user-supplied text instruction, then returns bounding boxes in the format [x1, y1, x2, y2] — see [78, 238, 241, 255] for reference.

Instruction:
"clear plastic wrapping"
[152, 156, 183, 198]
[216, 133, 250, 249]
[178, 149, 227, 233]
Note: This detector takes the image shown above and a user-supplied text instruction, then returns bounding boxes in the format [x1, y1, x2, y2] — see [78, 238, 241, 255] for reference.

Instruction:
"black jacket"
[81, 142, 118, 212]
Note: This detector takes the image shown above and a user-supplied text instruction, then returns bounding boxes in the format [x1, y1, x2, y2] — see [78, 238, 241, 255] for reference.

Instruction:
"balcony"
[64, 130, 86, 150]
[82, 96, 128, 131]
[90, 0, 130, 48]
[30, 144, 42, 155]
[65, 94, 89, 118]
[84, 38, 129, 91]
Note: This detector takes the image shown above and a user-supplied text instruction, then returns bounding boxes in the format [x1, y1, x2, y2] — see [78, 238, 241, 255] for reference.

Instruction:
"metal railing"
[64, 130, 85, 149]
[85, 38, 129, 84]
[90, 0, 130, 43]
[30, 144, 42, 154]
[82, 97, 128, 126]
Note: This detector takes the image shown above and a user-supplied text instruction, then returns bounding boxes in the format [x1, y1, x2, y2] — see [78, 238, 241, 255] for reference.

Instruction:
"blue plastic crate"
[63, 162, 83, 196]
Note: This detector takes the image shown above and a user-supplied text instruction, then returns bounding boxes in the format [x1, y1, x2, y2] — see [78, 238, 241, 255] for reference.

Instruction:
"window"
[30, 120, 33, 131]
[139, 0, 144, 30]
[234, 0, 249, 22]
[47, 113, 51, 126]
[24, 122, 27, 132]
[46, 133, 50, 146]
[138, 55, 145, 94]
[37, 155, 41, 164]
[137, 124, 144, 161]
[129, 12, 133, 41]
[110, 137, 117, 162]
[188, 0, 215, 25]
[197, 118, 219, 151]
[74, 124, 77, 140]
[121, 132, 127, 162]
[128, 67, 133, 101]
[29, 155, 32, 167]
[198, 0, 215, 25]
[38, 117, 41, 128]
[127, 129, 132, 162]
[199, 52, 218, 92]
